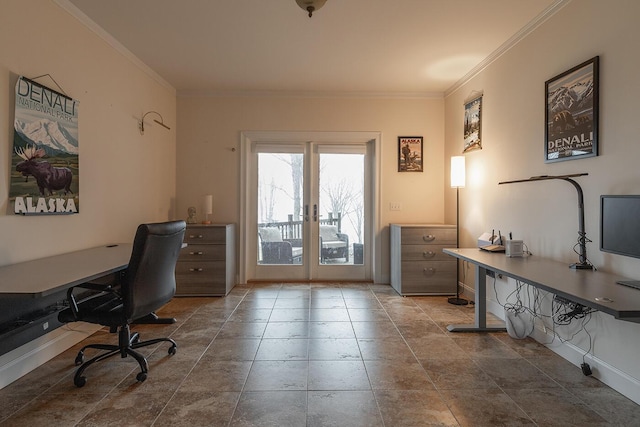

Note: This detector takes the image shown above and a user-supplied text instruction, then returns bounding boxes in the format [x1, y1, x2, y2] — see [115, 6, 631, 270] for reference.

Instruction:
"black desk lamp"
[498, 173, 593, 270]
[448, 156, 468, 305]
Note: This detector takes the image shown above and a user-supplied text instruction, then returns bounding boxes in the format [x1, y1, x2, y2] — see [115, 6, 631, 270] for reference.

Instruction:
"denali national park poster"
[10, 76, 79, 215]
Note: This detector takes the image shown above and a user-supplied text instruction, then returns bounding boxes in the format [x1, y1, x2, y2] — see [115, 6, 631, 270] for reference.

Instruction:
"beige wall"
[176, 95, 445, 281]
[445, 0, 640, 398]
[0, 0, 177, 266]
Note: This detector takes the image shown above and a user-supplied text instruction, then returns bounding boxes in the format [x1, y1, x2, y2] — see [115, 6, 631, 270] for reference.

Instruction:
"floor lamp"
[448, 156, 468, 305]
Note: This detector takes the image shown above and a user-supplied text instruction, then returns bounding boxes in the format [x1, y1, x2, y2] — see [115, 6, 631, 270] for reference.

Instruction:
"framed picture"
[463, 95, 482, 153]
[545, 56, 599, 163]
[398, 136, 423, 172]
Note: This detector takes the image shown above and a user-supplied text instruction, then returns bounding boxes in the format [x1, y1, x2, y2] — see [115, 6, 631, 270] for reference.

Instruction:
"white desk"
[0, 244, 131, 297]
[443, 248, 640, 332]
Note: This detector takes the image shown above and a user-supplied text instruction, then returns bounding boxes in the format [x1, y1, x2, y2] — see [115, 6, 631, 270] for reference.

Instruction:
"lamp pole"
[448, 156, 468, 305]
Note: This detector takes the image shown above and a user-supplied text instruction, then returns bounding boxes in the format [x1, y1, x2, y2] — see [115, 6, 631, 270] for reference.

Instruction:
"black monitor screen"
[600, 195, 640, 259]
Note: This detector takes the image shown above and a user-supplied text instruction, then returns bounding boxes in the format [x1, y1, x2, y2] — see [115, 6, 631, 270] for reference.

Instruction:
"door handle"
[313, 204, 318, 222]
[304, 205, 309, 222]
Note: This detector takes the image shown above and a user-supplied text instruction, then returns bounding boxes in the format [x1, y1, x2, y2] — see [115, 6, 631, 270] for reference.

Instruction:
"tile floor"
[1, 283, 639, 426]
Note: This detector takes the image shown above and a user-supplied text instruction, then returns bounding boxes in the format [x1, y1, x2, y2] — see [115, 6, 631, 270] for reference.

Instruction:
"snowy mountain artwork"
[545, 57, 599, 163]
[10, 76, 80, 215]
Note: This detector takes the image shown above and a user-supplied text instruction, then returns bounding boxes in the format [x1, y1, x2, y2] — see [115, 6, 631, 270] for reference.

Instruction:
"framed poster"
[10, 76, 79, 214]
[545, 56, 599, 163]
[398, 136, 423, 172]
[463, 96, 482, 153]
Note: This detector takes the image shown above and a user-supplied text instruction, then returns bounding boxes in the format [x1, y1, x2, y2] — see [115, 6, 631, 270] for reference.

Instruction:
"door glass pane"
[257, 153, 304, 265]
[318, 153, 364, 265]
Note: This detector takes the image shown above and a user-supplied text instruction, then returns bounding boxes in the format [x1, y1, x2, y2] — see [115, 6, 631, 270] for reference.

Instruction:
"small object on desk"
[480, 244, 505, 253]
[186, 206, 197, 224]
[505, 240, 524, 257]
[616, 280, 640, 291]
[477, 232, 498, 248]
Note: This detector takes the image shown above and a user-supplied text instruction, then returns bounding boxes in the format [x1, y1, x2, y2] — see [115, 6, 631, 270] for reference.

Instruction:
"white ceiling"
[62, 0, 561, 96]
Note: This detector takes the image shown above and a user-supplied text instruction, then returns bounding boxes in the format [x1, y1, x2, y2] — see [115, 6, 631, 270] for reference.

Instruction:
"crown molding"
[53, 0, 176, 95]
[445, 0, 572, 98]
[177, 89, 444, 99]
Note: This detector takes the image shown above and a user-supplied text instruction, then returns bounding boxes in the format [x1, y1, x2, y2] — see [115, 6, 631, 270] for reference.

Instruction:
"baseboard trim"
[463, 281, 640, 406]
[0, 323, 99, 389]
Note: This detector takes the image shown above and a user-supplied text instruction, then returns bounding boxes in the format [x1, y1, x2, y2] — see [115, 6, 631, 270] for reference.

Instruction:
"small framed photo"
[545, 56, 599, 163]
[463, 96, 482, 153]
[398, 136, 423, 172]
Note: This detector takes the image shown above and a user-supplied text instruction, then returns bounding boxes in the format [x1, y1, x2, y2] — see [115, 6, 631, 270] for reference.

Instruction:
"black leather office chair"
[58, 220, 186, 387]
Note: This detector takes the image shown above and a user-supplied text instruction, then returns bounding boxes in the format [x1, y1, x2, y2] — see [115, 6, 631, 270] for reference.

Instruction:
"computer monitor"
[600, 195, 640, 258]
[600, 195, 640, 289]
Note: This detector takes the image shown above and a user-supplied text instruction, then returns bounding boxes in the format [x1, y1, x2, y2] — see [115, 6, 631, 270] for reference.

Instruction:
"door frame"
[239, 131, 382, 284]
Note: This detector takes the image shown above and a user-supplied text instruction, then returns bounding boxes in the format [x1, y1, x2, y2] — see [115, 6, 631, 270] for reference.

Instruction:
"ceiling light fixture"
[296, 0, 327, 17]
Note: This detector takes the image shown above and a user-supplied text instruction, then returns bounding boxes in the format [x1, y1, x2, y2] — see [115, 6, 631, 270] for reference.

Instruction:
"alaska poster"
[10, 76, 79, 214]
[463, 96, 482, 153]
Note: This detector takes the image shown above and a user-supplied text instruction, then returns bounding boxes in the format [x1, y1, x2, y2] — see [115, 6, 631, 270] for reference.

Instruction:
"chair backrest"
[258, 227, 283, 242]
[122, 220, 186, 322]
[320, 225, 339, 241]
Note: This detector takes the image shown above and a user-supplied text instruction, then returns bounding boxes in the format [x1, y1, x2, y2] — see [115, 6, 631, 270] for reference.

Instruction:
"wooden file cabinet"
[176, 224, 235, 296]
[390, 224, 457, 295]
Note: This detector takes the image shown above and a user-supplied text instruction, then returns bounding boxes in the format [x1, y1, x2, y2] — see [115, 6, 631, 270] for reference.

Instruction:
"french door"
[241, 132, 378, 282]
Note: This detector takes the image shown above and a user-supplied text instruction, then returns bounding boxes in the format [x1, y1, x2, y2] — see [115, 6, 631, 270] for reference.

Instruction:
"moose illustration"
[15, 144, 73, 196]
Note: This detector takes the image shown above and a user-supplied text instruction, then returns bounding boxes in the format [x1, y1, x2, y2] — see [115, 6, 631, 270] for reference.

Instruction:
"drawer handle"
[422, 251, 436, 258]
[422, 234, 436, 242]
[189, 268, 204, 272]
[189, 234, 204, 239]
[423, 267, 436, 275]
[190, 251, 205, 255]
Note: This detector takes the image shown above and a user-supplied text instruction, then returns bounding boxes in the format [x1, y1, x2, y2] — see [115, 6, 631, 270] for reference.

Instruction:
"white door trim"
[239, 130, 382, 284]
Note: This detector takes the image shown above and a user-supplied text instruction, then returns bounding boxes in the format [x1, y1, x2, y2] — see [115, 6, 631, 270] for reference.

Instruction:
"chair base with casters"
[58, 220, 186, 388]
[70, 322, 177, 388]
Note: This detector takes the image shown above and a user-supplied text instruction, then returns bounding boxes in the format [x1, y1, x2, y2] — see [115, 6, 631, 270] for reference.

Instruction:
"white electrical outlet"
[389, 202, 401, 211]
[43, 322, 49, 330]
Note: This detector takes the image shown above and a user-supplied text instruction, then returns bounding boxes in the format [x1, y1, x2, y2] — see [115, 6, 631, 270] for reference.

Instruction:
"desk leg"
[447, 265, 505, 332]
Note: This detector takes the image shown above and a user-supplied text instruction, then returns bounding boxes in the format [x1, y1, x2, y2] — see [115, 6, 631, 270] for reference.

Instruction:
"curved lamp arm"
[499, 173, 593, 270]
[139, 111, 171, 135]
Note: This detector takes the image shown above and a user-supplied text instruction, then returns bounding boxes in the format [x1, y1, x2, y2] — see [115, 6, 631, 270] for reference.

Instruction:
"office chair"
[58, 220, 186, 387]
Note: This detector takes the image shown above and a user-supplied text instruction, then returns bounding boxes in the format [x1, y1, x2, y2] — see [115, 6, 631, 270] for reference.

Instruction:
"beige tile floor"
[1, 283, 639, 426]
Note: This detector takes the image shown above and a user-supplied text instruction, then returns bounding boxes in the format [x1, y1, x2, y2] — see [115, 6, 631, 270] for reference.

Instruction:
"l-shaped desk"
[443, 248, 640, 332]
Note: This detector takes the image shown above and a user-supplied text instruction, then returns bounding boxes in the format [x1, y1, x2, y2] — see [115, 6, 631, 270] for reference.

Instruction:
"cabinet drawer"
[400, 227, 456, 245]
[184, 227, 226, 244]
[175, 281, 226, 296]
[400, 261, 456, 294]
[400, 244, 452, 261]
[179, 244, 226, 261]
[175, 261, 226, 284]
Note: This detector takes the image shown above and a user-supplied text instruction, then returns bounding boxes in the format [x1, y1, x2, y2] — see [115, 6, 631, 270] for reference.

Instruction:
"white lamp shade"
[203, 195, 213, 215]
[451, 156, 466, 188]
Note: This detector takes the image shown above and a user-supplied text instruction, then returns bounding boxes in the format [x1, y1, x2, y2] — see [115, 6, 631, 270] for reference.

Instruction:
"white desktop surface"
[0, 244, 132, 297]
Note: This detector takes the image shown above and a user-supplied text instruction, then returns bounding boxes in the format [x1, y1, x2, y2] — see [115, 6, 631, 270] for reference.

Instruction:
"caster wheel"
[74, 376, 86, 388]
[75, 353, 84, 366]
[168, 345, 177, 356]
[136, 372, 147, 382]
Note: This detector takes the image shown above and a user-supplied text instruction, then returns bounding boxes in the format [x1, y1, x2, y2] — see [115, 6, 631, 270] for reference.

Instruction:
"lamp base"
[201, 220, 212, 225]
[447, 297, 469, 306]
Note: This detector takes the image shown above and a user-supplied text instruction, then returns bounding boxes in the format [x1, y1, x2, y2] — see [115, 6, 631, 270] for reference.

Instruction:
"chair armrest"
[284, 238, 302, 247]
[261, 241, 294, 263]
[336, 233, 349, 244]
[64, 282, 119, 320]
